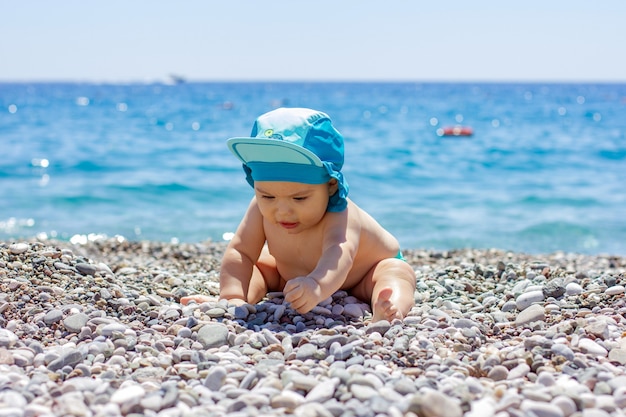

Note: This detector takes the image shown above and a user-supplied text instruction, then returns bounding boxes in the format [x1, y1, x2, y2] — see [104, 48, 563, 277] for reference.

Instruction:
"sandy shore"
[1, 238, 625, 417]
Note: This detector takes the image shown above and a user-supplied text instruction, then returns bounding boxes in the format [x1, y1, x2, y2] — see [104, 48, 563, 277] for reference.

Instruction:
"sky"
[2, 1, 626, 83]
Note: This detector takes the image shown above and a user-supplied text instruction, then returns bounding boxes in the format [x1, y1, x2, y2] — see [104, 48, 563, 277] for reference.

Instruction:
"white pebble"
[551, 395, 577, 417]
[565, 282, 583, 295]
[110, 384, 145, 405]
[516, 290, 545, 310]
[605, 285, 625, 296]
[578, 338, 608, 357]
[9, 243, 30, 254]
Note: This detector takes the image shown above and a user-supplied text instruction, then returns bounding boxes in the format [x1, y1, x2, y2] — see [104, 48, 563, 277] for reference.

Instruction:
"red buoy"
[437, 126, 474, 137]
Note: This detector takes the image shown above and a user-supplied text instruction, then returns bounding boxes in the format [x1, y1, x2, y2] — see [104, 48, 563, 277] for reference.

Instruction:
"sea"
[1, 82, 625, 255]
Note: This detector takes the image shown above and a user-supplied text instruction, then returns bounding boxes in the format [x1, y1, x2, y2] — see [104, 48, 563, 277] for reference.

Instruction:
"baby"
[181, 107, 416, 322]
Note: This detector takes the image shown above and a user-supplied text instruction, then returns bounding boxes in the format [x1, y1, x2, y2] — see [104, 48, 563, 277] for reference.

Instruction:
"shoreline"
[1, 238, 625, 416]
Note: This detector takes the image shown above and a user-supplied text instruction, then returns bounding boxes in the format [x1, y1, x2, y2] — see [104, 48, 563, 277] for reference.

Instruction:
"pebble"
[551, 343, 575, 361]
[515, 303, 546, 326]
[204, 365, 227, 391]
[520, 399, 564, 417]
[9, 243, 29, 254]
[578, 338, 608, 357]
[516, 290, 545, 310]
[608, 347, 626, 365]
[197, 323, 229, 348]
[508, 363, 531, 380]
[0, 329, 18, 348]
[551, 395, 577, 416]
[605, 285, 624, 295]
[1, 239, 625, 417]
[488, 365, 509, 381]
[63, 313, 89, 332]
[409, 390, 463, 417]
[565, 282, 583, 295]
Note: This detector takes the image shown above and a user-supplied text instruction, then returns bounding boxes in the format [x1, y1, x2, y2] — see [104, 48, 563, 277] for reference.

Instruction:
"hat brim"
[227, 138, 323, 167]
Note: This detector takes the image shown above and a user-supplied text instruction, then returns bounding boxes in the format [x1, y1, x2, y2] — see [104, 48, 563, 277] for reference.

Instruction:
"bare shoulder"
[346, 199, 400, 255]
[345, 199, 386, 232]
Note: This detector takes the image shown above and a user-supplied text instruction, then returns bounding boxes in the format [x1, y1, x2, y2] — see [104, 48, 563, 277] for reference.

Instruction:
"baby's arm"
[283, 209, 360, 313]
[219, 198, 266, 304]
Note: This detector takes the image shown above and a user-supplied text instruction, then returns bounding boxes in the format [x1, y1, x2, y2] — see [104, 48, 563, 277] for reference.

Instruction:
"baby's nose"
[276, 201, 292, 215]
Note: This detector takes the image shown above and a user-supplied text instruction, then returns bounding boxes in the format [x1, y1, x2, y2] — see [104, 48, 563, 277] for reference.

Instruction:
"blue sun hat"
[227, 107, 349, 212]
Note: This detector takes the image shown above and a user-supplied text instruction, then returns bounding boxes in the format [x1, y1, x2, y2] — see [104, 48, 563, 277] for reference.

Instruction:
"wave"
[518, 195, 600, 207]
[514, 221, 602, 253]
[598, 149, 626, 161]
[112, 182, 196, 194]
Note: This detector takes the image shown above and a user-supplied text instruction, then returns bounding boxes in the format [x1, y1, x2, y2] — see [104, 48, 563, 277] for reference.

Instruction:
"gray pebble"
[520, 399, 564, 417]
[43, 309, 63, 325]
[350, 383, 379, 401]
[343, 303, 363, 317]
[75, 263, 98, 276]
[487, 365, 509, 381]
[543, 278, 566, 298]
[296, 343, 318, 361]
[536, 372, 556, 387]
[233, 306, 249, 319]
[63, 313, 89, 333]
[516, 290, 545, 310]
[408, 390, 463, 417]
[516, 304, 546, 326]
[204, 365, 227, 391]
[0, 329, 19, 348]
[306, 377, 339, 402]
[501, 300, 518, 312]
[197, 323, 229, 348]
[47, 349, 84, 371]
[551, 344, 575, 361]
[365, 320, 391, 335]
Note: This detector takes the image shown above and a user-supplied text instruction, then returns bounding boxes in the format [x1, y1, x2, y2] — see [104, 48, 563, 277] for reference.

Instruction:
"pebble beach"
[1, 239, 625, 417]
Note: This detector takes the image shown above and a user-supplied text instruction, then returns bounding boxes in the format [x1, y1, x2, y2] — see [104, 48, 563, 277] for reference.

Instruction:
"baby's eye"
[261, 195, 275, 200]
[293, 197, 307, 201]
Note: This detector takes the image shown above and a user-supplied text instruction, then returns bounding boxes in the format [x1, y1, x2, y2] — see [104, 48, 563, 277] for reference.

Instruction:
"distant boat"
[168, 74, 187, 85]
[437, 126, 474, 137]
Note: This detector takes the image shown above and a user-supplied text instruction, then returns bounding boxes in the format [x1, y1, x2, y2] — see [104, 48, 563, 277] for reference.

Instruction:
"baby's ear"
[328, 178, 339, 195]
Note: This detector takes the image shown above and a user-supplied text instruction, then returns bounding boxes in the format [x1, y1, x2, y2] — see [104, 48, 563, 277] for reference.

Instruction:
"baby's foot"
[372, 287, 402, 322]
[180, 295, 214, 305]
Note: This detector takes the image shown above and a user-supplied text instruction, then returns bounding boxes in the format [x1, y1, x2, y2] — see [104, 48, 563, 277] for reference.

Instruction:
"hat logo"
[263, 129, 283, 140]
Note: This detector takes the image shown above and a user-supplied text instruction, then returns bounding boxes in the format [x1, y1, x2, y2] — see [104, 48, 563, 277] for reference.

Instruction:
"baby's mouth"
[279, 221, 298, 229]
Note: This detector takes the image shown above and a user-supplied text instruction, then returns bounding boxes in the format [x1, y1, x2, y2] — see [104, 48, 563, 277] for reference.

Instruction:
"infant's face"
[254, 181, 333, 233]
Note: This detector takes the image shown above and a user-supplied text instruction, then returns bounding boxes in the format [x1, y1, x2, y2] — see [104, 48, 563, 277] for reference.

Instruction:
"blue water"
[1, 82, 625, 255]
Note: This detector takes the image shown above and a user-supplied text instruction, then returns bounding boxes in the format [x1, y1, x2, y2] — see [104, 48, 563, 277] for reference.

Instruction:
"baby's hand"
[180, 294, 215, 305]
[283, 276, 321, 314]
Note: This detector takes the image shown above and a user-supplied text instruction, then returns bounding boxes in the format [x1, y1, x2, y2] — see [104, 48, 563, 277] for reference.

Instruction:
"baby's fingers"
[180, 295, 214, 305]
[284, 284, 303, 304]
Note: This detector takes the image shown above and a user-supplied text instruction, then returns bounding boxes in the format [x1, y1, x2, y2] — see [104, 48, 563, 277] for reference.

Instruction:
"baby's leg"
[352, 258, 416, 322]
[247, 247, 283, 303]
